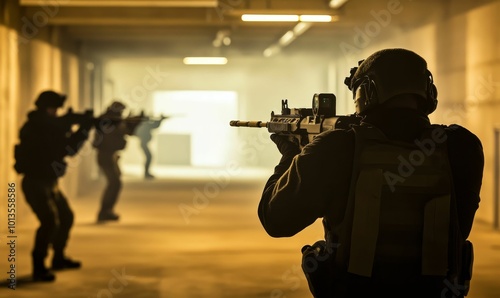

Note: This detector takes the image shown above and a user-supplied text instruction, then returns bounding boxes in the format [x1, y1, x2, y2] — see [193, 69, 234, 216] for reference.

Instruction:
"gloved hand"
[79, 115, 94, 131]
[270, 134, 301, 157]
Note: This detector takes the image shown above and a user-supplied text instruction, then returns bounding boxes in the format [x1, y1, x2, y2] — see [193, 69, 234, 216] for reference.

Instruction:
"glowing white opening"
[153, 90, 238, 167]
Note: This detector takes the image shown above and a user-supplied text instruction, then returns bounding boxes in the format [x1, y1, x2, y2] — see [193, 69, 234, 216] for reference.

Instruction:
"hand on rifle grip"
[270, 134, 301, 157]
[80, 115, 94, 131]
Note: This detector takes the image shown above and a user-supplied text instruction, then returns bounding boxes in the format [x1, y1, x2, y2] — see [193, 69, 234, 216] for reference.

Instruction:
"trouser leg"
[98, 152, 122, 216]
[51, 186, 74, 258]
[22, 176, 58, 278]
[141, 141, 152, 176]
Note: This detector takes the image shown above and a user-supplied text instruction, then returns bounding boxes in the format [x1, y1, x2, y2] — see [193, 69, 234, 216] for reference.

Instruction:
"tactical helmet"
[35, 90, 66, 109]
[344, 48, 438, 115]
[107, 101, 126, 115]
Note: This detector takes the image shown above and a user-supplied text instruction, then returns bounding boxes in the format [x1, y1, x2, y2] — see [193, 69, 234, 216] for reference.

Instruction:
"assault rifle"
[57, 108, 147, 135]
[230, 93, 362, 148]
[56, 108, 97, 130]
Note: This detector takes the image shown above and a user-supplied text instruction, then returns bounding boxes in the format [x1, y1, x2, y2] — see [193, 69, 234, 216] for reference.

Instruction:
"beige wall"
[18, 29, 85, 200]
[0, 1, 20, 187]
[1, 1, 23, 220]
[462, 2, 500, 225]
[1, 1, 90, 205]
[337, 1, 500, 223]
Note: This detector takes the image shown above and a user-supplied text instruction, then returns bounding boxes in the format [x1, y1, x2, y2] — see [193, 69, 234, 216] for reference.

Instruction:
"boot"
[97, 210, 120, 222]
[33, 257, 56, 282]
[52, 255, 82, 271]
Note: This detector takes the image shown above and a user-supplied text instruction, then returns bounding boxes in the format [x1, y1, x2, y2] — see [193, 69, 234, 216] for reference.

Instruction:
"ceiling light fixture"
[212, 30, 231, 48]
[263, 45, 281, 58]
[263, 22, 313, 57]
[293, 22, 312, 35]
[242, 14, 334, 22]
[299, 15, 332, 22]
[241, 14, 300, 22]
[278, 31, 296, 47]
[183, 57, 228, 65]
[329, 0, 349, 9]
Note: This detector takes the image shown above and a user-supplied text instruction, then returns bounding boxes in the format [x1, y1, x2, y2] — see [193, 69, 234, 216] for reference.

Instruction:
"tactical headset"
[344, 59, 438, 115]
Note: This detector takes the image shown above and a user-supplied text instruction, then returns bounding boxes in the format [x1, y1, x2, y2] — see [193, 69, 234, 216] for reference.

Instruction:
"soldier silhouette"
[14, 90, 92, 282]
[133, 114, 167, 179]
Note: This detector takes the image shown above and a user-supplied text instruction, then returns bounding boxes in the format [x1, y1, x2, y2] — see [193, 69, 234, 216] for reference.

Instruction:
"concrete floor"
[2, 171, 500, 298]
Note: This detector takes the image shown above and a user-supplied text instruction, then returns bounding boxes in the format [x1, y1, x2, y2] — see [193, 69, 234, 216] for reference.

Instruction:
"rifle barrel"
[229, 120, 268, 128]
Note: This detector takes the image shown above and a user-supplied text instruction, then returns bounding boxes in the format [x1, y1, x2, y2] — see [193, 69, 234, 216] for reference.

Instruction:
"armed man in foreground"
[14, 90, 93, 282]
[258, 48, 484, 297]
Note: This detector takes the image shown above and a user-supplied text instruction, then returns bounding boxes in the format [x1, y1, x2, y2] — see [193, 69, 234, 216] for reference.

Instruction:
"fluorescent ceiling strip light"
[183, 57, 228, 65]
[278, 31, 296, 47]
[264, 22, 312, 57]
[242, 14, 299, 22]
[299, 15, 332, 22]
[242, 14, 333, 22]
[293, 22, 312, 35]
[263, 45, 281, 58]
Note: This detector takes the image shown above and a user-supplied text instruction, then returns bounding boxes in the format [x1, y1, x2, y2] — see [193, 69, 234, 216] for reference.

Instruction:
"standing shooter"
[14, 90, 93, 282]
[133, 114, 167, 179]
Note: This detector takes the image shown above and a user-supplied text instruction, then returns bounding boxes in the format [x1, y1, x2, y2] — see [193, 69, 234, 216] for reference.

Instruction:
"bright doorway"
[153, 90, 238, 168]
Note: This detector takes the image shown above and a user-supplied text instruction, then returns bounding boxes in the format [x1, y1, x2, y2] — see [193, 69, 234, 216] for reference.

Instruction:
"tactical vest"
[331, 124, 454, 280]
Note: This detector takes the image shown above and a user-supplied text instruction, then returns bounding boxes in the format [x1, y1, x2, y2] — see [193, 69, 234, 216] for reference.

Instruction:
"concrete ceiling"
[17, 0, 496, 58]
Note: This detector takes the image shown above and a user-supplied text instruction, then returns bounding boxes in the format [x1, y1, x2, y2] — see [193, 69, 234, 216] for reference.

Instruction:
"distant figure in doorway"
[133, 114, 167, 179]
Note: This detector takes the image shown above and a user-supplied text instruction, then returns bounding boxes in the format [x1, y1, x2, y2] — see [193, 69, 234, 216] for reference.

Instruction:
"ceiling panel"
[18, 0, 497, 58]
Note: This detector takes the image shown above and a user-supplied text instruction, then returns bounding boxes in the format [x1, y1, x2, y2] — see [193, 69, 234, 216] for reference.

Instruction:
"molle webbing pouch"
[347, 125, 452, 278]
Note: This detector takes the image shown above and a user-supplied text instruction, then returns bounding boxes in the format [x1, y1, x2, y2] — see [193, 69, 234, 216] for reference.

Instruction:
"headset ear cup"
[426, 71, 438, 114]
[368, 79, 377, 105]
[427, 83, 438, 114]
[354, 77, 378, 114]
[354, 83, 366, 114]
